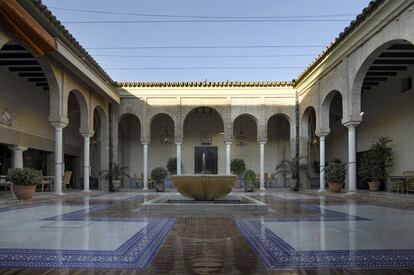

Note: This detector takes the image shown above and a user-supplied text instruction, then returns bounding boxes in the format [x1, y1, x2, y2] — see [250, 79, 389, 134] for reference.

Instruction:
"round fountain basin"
[172, 174, 237, 201]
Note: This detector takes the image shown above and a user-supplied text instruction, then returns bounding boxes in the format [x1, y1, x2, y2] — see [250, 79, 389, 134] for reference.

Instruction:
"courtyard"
[1, 0, 414, 273]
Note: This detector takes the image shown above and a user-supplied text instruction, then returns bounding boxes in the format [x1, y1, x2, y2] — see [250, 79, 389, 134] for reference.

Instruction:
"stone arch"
[349, 39, 414, 122]
[147, 112, 176, 140]
[0, 41, 62, 124]
[183, 106, 225, 131]
[232, 113, 263, 141]
[301, 106, 317, 138]
[91, 105, 109, 190]
[149, 113, 175, 141]
[320, 90, 343, 132]
[65, 89, 89, 133]
[183, 106, 225, 125]
[266, 113, 294, 142]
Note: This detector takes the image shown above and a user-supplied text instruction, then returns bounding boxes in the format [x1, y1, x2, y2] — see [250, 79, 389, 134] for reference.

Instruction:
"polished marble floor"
[0, 190, 413, 274]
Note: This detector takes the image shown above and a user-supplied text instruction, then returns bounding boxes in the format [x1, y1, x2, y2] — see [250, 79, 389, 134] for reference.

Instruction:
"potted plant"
[244, 169, 256, 192]
[101, 163, 129, 191]
[325, 159, 347, 193]
[151, 167, 168, 192]
[7, 168, 41, 200]
[276, 157, 308, 191]
[358, 137, 393, 191]
[230, 159, 246, 188]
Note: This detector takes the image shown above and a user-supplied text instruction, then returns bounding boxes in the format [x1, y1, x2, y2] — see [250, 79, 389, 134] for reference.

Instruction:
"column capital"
[175, 136, 183, 144]
[49, 116, 68, 129]
[258, 140, 267, 145]
[80, 129, 94, 138]
[141, 141, 149, 146]
[50, 121, 68, 129]
[343, 121, 360, 128]
[8, 145, 28, 152]
[225, 141, 232, 145]
[316, 129, 329, 137]
[175, 141, 182, 146]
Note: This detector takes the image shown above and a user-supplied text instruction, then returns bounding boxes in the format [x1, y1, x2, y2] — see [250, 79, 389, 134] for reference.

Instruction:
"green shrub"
[325, 159, 347, 184]
[7, 168, 41, 185]
[358, 136, 393, 183]
[166, 157, 177, 175]
[151, 167, 168, 183]
[230, 159, 246, 176]
[244, 169, 256, 184]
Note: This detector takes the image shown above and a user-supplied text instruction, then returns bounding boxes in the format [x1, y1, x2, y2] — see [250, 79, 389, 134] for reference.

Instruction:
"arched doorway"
[149, 113, 175, 174]
[267, 114, 291, 188]
[301, 107, 319, 189]
[321, 90, 346, 189]
[183, 107, 224, 174]
[90, 106, 108, 190]
[118, 114, 141, 188]
[232, 114, 258, 173]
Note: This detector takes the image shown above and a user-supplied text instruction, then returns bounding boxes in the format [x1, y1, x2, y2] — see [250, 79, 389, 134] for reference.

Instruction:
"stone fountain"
[172, 174, 237, 201]
[172, 152, 236, 200]
[139, 152, 268, 212]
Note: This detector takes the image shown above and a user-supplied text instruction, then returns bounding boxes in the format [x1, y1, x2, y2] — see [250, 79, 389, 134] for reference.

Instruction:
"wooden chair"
[37, 170, 52, 192]
[63, 171, 72, 191]
[388, 176, 404, 192]
[403, 171, 414, 194]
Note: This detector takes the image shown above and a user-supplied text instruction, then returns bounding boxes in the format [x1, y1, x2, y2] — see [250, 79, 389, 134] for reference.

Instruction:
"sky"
[42, 0, 372, 82]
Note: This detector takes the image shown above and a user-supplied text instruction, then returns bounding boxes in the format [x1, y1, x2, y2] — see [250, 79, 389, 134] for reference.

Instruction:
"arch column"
[225, 141, 232, 175]
[142, 141, 149, 190]
[176, 140, 182, 175]
[316, 131, 329, 191]
[51, 120, 68, 196]
[80, 130, 94, 192]
[259, 140, 266, 191]
[8, 145, 28, 169]
[344, 122, 359, 194]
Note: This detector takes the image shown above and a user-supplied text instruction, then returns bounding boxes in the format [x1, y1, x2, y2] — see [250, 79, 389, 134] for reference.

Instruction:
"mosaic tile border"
[0, 204, 175, 269]
[234, 204, 414, 270]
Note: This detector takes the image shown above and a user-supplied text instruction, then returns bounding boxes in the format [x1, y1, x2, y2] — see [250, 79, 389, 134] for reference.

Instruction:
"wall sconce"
[0, 110, 12, 126]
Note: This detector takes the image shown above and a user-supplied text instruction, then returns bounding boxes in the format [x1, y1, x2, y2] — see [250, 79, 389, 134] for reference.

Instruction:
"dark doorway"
[194, 146, 218, 174]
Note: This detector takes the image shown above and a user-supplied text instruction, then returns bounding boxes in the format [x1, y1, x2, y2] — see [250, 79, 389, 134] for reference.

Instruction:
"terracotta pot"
[13, 184, 36, 200]
[329, 182, 343, 193]
[368, 180, 381, 191]
[112, 179, 121, 191]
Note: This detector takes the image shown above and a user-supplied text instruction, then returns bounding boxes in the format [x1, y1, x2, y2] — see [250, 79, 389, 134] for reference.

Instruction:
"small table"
[388, 176, 407, 193]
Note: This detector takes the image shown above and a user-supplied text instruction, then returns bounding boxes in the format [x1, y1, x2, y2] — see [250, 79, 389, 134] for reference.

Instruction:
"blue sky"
[42, 0, 371, 82]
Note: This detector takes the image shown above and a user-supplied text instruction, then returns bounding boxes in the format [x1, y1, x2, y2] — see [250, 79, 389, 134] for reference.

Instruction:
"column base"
[143, 188, 148, 191]
[83, 190, 91, 193]
[345, 191, 357, 196]
[318, 188, 326, 192]
[259, 187, 266, 191]
[55, 191, 64, 196]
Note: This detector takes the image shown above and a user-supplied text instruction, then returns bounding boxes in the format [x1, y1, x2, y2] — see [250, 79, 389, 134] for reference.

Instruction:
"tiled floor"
[0, 190, 413, 274]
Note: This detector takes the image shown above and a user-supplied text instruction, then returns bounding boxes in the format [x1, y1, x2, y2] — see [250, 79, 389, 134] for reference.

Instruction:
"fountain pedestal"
[172, 174, 237, 201]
